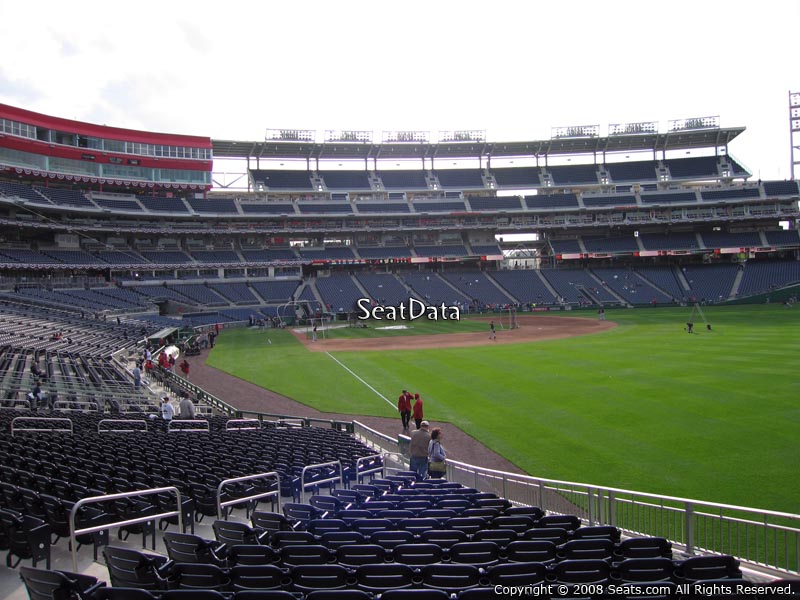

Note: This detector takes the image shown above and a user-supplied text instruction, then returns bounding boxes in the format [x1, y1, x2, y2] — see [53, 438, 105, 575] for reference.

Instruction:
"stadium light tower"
[790, 91, 800, 180]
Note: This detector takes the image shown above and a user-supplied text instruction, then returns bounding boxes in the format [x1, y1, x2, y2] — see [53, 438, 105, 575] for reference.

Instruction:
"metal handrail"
[98, 419, 149, 433]
[53, 400, 99, 412]
[69, 486, 182, 571]
[355, 453, 385, 482]
[216, 471, 281, 520]
[225, 418, 262, 431]
[167, 419, 210, 433]
[353, 420, 401, 454]
[300, 460, 342, 504]
[11, 416, 73, 436]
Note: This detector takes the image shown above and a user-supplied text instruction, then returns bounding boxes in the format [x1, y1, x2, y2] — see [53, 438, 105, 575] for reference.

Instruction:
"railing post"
[685, 501, 695, 555]
[607, 491, 616, 527]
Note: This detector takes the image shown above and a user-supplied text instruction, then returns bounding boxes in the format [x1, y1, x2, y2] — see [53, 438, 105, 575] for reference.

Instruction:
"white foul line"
[325, 352, 396, 409]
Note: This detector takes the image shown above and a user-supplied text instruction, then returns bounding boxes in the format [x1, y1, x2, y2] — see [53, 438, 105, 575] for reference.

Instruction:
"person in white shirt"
[161, 396, 174, 421]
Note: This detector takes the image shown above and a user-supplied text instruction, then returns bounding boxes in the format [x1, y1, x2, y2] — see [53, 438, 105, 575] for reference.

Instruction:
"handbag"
[428, 460, 446, 473]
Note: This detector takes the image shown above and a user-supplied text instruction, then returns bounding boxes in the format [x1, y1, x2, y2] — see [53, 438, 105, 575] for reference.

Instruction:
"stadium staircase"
[587, 270, 630, 307]
[728, 267, 745, 300]
[674, 266, 692, 293]
[485, 272, 520, 304]
[536, 270, 562, 305]
[632, 271, 676, 302]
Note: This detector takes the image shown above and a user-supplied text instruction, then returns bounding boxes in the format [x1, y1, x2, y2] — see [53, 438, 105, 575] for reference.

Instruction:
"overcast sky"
[0, 0, 796, 180]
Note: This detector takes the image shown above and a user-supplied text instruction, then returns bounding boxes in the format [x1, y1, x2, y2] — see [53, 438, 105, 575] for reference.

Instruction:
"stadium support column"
[790, 91, 800, 180]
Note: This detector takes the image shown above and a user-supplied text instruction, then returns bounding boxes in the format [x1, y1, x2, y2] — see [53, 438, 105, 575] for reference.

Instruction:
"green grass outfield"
[207, 305, 800, 513]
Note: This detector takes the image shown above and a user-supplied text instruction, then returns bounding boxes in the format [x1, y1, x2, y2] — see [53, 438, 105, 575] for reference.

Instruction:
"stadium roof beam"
[212, 128, 745, 163]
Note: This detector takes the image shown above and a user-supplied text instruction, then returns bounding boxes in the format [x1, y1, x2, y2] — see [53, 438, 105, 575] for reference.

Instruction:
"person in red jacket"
[398, 389, 412, 431]
[412, 393, 424, 429]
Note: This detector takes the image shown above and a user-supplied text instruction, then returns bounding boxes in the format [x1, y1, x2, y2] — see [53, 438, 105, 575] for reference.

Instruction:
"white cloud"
[0, 0, 797, 178]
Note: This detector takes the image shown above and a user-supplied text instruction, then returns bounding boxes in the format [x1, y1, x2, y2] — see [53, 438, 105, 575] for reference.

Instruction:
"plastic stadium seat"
[0, 508, 51, 568]
[229, 564, 288, 591]
[213, 519, 269, 546]
[557, 538, 616, 561]
[672, 555, 742, 582]
[572, 525, 621, 543]
[392, 542, 444, 566]
[282, 503, 322, 529]
[336, 509, 373, 524]
[613, 537, 673, 561]
[376, 509, 415, 523]
[370, 529, 415, 549]
[351, 518, 393, 536]
[251, 511, 294, 534]
[335, 543, 387, 567]
[548, 559, 612, 584]
[279, 544, 334, 566]
[163, 532, 226, 566]
[504, 506, 545, 520]
[523, 527, 570, 545]
[420, 563, 483, 593]
[226, 544, 281, 566]
[355, 563, 417, 593]
[419, 529, 468, 549]
[473, 528, 517, 547]
[169, 563, 229, 591]
[418, 509, 458, 521]
[290, 564, 352, 593]
[444, 517, 488, 536]
[308, 518, 349, 535]
[537, 514, 582, 531]
[19, 566, 104, 600]
[505, 540, 558, 564]
[448, 541, 502, 567]
[319, 531, 368, 550]
[309, 495, 345, 513]
[103, 546, 174, 590]
[486, 561, 548, 586]
[398, 517, 442, 536]
[461, 508, 500, 520]
[269, 530, 316, 548]
[614, 557, 675, 583]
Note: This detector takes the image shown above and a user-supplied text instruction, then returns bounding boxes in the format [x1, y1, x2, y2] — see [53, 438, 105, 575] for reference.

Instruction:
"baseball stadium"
[0, 93, 798, 600]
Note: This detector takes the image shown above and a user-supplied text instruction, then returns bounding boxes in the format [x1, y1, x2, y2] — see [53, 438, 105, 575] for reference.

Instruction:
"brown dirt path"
[189, 315, 615, 475]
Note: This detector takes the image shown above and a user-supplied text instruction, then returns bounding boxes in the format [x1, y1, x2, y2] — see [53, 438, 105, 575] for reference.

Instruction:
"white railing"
[11, 416, 73, 436]
[225, 418, 262, 431]
[217, 471, 281, 520]
[167, 419, 210, 433]
[98, 419, 149, 433]
[300, 460, 342, 504]
[445, 458, 800, 575]
[353, 420, 402, 454]
[69, 486, 182, 571]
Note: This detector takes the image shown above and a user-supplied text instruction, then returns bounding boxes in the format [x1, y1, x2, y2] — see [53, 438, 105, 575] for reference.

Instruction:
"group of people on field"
[399, 389, 447, 480]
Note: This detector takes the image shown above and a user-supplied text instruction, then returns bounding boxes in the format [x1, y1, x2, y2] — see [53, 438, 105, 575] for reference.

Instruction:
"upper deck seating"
[378, 171, 428, 190]
[187, 198, 239, 214]
[491, 167, 541, 188]
[489, 270, 559, 305]
[251, 170, 313, 190]
[435, 169, 484, 189]
[467, 197, 522, 211]
[320, 170, 371, 190]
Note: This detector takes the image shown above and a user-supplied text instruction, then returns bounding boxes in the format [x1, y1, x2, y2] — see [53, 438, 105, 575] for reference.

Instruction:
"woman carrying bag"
[428, 428, 447, 478]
